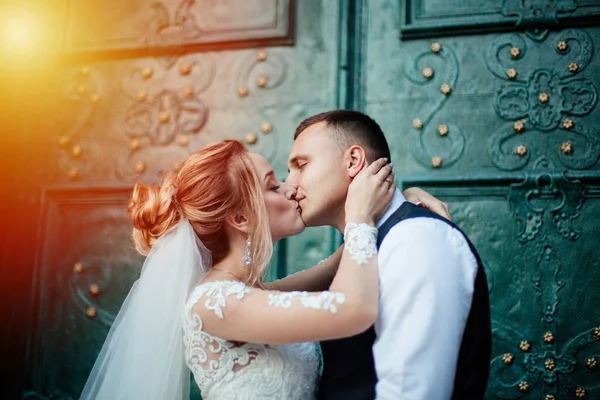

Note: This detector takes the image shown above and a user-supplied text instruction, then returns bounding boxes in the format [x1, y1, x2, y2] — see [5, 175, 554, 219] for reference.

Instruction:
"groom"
[286, 110, 492, 399]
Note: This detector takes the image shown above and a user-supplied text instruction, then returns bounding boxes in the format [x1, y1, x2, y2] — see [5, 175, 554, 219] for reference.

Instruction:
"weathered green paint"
[366, 1, 600, 398]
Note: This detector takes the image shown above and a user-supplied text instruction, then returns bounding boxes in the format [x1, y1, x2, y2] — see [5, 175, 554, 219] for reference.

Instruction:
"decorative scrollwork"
[118, 54, 215, 181]
[403, 44, 466, 169]
[508, 173, 585, 243]
[501, 0, 578, 27]
[232, 49, 289, 163]
[56, 67, 105, 180]
[68, 255, 116, 327]
[486, 30, 598, 171]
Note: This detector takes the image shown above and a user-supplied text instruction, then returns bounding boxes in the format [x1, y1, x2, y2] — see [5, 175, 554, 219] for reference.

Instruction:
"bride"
[80, 139, 446, 399]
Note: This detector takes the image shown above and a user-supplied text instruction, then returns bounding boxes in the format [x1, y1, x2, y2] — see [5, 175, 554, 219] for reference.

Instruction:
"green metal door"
[5, 1, 600, 399]
[363, 1, 600, 398]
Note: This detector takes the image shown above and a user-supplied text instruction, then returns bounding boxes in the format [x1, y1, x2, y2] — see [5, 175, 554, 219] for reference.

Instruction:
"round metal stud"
[257, 76, 268, 88]
[159, 111, 170, 123]
[182, 87, 193, 97]
[134, 161, 146, 174]
[77, 84, 87, 95]
[80, 66, 90, 76]
[237, 86, 249, 98]
[137, 91, 147, 102]
[431, 156, 443, 168]
[562, 142, 573, 155]
[90, 94, 100, 104]
[245, 132, 257, 145]
[506, 68, 518, 80]
[89, 284, 100, 296]
[510, 47, 521, 59]
[557, 41, 568, 52]
[593, 327, 600, 340]
[130, 139, 141, 151]
[422, 67, 434, 79]
[440, 83, 452, 95]
[71, 145, 82, 158]
[438, 124, 449, 136]
[514, 120, 525, 133]
[563, 119, 574, 130]
[545, 394, 556, 400]
[515, 145, 527, 157]
[256, 50, 268, 62]
[260, 123, 272, 134]
[412, 119, 423, 129]
[575, 388, 586, 398]
[73, 262, 83, 274]
[86, 307, 97, 318]
[568, 62, 579, 73]
[142, 67, 153, 79]
[179, 64, 191, 75]
[544, 331, 555, 343]
[539, 92, 550, 103]
[430, 43, 442, 53]
[545, 359, 556, 371]
[502, 353, 514, 365]
[178, 135, 190, 146]
[587, 357, 597, 370]
[520, 341, 531, 352]
[518, 381, 529, 392]
[58, 136, 70, 147]
[68, 168, 79, 180]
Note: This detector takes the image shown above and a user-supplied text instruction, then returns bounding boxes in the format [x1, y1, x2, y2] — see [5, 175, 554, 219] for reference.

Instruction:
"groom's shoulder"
[380, 204, 465, 247]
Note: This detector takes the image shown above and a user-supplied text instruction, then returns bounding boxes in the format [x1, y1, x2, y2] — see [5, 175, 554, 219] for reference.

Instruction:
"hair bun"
[128, 174, 180, 255]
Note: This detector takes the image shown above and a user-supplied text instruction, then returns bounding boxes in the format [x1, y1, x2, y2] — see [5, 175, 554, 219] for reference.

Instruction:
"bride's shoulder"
[186, 280, 251, 319]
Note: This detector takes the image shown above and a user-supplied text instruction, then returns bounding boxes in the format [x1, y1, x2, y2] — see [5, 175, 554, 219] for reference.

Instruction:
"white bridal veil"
[80, 219, 211, 400]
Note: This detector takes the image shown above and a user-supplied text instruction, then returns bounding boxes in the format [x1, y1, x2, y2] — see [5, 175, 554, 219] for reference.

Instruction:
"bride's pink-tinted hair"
[128, 140, 273, 286]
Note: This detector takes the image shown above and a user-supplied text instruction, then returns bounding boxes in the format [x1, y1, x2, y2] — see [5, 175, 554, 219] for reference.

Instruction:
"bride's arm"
[265, 187, 450, 292]
[192, 223, 380, 344]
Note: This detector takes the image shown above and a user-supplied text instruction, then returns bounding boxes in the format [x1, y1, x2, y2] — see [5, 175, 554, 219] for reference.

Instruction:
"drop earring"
[242, 230, 252, 267]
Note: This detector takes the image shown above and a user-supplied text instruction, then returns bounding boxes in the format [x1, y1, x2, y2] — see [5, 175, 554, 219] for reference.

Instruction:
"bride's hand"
[345, 158, 395, 226]
[402, 187, 452, 221]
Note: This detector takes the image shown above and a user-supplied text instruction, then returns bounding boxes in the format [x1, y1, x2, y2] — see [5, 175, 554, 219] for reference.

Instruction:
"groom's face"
[286, 122, 350, 227]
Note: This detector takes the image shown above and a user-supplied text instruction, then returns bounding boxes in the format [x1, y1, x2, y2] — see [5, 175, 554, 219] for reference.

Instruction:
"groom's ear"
[345, 145, 368, 178]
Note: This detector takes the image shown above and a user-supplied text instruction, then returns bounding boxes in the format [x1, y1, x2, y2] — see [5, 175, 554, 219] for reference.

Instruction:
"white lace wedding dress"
[182, 280, 321, 399]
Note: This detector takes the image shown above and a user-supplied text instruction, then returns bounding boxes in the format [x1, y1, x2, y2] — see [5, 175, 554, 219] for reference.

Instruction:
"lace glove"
[344, 222, 378, 265]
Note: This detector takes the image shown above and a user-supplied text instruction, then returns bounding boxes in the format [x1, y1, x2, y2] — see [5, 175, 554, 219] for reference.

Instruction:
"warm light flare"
[0, 10, 42, 56]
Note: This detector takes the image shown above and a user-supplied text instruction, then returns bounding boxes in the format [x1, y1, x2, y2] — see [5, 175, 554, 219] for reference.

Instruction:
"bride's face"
[249, 153, 306, 242]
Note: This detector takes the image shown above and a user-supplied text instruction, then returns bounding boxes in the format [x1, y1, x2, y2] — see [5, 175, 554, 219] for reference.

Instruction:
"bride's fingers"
[364, 157, 389, 176]
[374, 163, 393, 182]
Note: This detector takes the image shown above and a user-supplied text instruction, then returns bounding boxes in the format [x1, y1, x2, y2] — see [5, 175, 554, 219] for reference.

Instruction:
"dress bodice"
[182, 280, 320, 399]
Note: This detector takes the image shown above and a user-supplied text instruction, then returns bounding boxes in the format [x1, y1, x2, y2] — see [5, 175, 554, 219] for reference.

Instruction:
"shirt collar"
[376, 189, 405, 229]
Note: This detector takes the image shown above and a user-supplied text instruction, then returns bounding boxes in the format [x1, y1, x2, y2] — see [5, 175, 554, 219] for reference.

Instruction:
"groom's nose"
[285, 173, 298, 189]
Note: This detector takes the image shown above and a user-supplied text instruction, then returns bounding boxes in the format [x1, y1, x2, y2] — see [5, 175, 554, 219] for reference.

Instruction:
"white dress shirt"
[373, 190, 478, 400]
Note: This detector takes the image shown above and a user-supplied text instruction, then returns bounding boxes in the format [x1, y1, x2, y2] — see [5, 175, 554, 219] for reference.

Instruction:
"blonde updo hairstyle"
[128, 140, 273, 287]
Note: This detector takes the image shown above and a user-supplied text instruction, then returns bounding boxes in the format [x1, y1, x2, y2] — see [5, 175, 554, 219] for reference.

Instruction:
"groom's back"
[318, 202, 491, 400]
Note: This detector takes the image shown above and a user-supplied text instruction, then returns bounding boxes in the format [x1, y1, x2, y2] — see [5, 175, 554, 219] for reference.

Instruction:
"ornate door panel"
[14, 1, 347, 398]
[366, 1, 600, 398]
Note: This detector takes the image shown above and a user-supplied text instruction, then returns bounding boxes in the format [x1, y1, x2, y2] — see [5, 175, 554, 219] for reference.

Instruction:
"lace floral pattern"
[182, 281, 319, 399]
[268, 291, 346, 313]
[344, 222, 378, 265]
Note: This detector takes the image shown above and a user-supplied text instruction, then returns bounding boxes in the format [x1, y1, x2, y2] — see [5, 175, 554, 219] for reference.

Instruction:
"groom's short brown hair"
[294, 110, 392, 162]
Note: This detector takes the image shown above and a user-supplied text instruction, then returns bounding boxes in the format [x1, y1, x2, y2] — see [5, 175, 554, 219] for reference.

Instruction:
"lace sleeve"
[187, 280, 370, 345]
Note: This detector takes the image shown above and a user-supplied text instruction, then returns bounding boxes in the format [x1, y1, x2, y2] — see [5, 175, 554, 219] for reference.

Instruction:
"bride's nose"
[284, 184, 297, 200]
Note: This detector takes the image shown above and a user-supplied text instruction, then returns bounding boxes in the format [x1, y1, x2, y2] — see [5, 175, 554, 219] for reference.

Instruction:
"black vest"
[317, 202, 491, 400]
